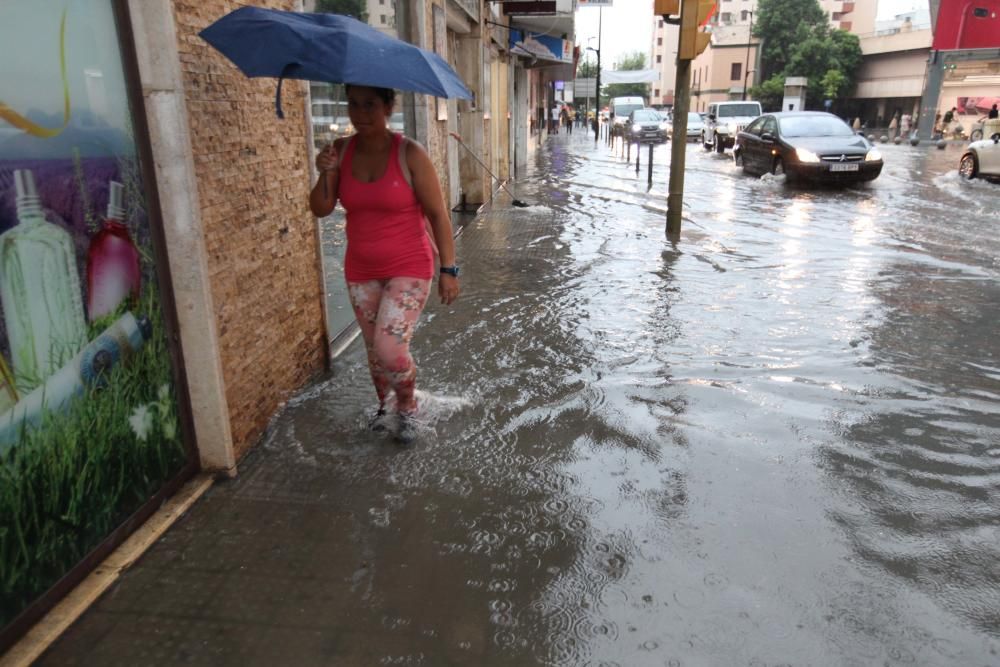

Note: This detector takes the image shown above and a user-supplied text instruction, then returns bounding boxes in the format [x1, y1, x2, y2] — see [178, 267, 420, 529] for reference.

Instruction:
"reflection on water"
[265, 137, 998, 664]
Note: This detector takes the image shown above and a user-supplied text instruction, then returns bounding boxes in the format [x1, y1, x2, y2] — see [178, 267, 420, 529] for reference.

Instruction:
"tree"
[753, 0, 827, 82]
[315, 0, 367, 22]
[602, 52, 649, 103]
[821, 69, 848, 100]
[785, 29, 862, 107]
[750, 75, 785, 111]
[577, 60, 600, 79]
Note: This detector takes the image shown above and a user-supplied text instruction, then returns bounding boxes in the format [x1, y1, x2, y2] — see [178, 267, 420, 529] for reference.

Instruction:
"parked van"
[611, 96, 646, 130]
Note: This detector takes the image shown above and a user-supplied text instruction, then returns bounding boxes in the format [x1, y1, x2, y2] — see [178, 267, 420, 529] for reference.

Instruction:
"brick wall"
[172, 0, 326, 458]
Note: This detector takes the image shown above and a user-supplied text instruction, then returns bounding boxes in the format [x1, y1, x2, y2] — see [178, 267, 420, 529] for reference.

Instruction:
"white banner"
[578, 0, 614, 6]
[600, 69, 659, 84]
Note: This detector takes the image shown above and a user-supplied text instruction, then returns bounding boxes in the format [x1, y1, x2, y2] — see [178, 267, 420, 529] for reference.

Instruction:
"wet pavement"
[40, 133, 1000, 665]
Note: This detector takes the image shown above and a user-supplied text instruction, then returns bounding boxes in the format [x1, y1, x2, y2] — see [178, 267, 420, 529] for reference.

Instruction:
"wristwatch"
[440, 265, 460, 277]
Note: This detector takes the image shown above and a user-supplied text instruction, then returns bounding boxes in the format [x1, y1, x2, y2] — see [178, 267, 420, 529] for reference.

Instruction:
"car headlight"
[659, 122, 669, 130]
[632, 125, 641, 133]
[865, 148, 882, 162]
[727, 122, 739, 134]
[796, 147, 821, 163]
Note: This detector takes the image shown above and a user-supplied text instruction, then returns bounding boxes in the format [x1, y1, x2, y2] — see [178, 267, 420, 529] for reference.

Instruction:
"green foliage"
[750, 75, 786, 111]
[602, 51, 649, 103]
[754, 0, 828, 81]
[315, 0, 368, 22]
[752, 0, 862, 109]
[577, 60, 599, 79]
[821, 69, 848, 100]
[785, 29, 862, 107]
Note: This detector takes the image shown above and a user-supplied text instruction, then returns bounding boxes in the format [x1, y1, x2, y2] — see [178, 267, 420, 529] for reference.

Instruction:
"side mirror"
[761, 132, 776, 142]
[992, 132, 1000, 143]
[708, 114, 716, 121]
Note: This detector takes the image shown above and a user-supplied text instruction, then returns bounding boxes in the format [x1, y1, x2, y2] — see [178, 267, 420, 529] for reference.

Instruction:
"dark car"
[733, 111, 883, 184]
[625, 108, 668, 144]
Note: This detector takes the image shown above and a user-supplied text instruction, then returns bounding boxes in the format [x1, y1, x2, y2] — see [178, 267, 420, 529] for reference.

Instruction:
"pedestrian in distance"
[309, 84, 460, 445]
[942, 106, 956, 136]
[551, 104, 561, 133]
[900, 112, 911, 137]
[990, 104, 999, 120]
[888, 112, 899, 139]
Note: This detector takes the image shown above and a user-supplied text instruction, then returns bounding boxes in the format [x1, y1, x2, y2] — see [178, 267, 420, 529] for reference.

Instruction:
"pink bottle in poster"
[87, 181, 141, 321]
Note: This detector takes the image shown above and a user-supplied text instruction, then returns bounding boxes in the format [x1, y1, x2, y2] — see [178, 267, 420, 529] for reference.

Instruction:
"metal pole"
[668, 56, 692, 238]
[742, 11, 753, 101]
[594, 7, 602, 142]
[635, 141, 639, 173]
[647, 143, 653, 188]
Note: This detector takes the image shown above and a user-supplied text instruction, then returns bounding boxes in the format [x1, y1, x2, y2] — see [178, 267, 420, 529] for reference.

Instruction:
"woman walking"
[309, 85, 460, 444]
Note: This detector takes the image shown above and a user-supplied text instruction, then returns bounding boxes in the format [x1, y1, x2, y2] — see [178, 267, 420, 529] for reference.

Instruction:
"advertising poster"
[0, 1, 187, 627]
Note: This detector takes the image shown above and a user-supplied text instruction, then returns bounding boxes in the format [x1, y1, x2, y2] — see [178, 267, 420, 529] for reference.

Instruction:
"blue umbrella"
[199, 6, 473, 118]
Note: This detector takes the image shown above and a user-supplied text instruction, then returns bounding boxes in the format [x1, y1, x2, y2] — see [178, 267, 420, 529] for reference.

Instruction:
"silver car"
[667, 112, 705, 141]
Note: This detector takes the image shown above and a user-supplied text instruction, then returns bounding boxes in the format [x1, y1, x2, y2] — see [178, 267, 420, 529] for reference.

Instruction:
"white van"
[611, 96, 646, 130]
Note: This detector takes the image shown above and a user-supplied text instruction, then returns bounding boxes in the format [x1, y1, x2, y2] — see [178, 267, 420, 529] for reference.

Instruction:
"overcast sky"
[574, 0, 929, 70]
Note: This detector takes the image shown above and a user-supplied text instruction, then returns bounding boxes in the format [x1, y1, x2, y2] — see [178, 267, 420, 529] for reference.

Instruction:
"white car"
[959, 131, 1000, 181]
[667, 111, 705, 141]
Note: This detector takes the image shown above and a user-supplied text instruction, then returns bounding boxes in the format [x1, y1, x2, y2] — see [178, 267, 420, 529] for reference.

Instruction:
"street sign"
[575, 78, 597, 97]
[578, 0, 614, 6]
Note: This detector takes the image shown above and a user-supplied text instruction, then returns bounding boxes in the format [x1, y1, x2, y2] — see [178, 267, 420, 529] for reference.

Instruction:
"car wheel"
[772, 157, 785, 176]
[733, 149, 743, 168]
[714, 135, 725, 154]
[959, 153, 979, 180]
[702, 132, 712, 151]
[970, 129, 983, 142]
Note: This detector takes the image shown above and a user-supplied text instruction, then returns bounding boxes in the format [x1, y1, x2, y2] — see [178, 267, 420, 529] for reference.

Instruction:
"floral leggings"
[347, 278, 431, 414]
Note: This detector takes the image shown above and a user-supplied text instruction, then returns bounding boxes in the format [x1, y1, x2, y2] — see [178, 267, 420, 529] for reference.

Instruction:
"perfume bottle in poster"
[0, 169, 88, 394]
[0, 311, 152, 450]
[87, 180, 141, 321]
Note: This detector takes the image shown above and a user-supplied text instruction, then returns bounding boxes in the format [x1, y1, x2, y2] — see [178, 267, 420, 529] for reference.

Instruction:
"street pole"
[594, 7, 602, 142]
[667, 55, 690, 238]
[742, 11, 753, 101]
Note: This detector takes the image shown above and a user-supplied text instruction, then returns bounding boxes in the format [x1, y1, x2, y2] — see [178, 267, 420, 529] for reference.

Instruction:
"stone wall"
[171, 0, 326, 458]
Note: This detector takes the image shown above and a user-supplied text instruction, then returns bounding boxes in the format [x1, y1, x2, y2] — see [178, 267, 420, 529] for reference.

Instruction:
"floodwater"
[265, 134, 1000, 665]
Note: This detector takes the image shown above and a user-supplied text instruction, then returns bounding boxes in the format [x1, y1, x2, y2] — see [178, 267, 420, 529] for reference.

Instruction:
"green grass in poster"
[0, 283, 187, 627]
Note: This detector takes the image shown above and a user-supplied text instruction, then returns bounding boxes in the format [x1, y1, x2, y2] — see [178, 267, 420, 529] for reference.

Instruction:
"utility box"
[783, 77, 807, 112]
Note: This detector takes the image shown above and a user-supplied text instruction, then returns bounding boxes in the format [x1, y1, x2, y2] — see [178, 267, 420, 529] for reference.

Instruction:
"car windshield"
[779, 115, 855, 138]
[717, 104, 761, 118]
[615, 103, 644, 117]
[688, 112, 702, 123]
[632, 110, 660, 122]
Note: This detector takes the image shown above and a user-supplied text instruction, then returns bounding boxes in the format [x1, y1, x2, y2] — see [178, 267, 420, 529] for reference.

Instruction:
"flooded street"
[276, 135, 1000, 663]
[41, 134, 1000, 665]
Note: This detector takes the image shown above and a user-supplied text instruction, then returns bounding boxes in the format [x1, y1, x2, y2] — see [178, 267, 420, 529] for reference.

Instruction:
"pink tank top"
[339, 132, 434, 282]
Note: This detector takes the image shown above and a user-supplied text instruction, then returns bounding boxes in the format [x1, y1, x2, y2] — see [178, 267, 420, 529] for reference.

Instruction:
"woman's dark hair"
[344, 84, 396, 107]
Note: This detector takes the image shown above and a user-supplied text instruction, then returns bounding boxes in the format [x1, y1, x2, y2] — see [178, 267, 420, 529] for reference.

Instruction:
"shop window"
[0, 1, 190, 634]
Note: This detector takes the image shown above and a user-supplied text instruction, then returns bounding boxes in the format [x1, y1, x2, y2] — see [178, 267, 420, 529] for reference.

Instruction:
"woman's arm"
[407, 140, 460, 305]
[309, 138, 345, 217]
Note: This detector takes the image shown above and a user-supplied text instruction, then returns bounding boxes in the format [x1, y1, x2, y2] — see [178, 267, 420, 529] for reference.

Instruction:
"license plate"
[829, 163, 860, 172]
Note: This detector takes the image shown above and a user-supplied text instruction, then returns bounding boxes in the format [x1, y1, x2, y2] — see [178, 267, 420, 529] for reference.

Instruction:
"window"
[380, 14, 387, 24]
[741, 10, 749, 20]
[659, 19, 664, 27]
[657, 37, 663, 46]
[731, 63, 741, 81]
[656, 54, 662, 63]
[720, 12, 732, 23]
[655, 88, 660, 97]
